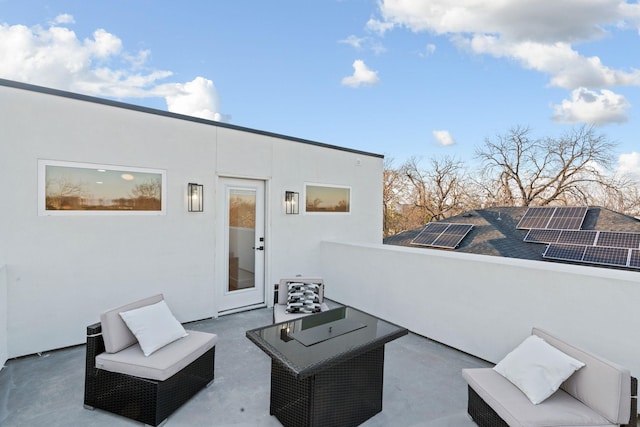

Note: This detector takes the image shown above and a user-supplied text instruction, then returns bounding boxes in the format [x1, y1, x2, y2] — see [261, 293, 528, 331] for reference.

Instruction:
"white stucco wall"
[0, 264, 7, 369]
[0, 81, 383, 357]
[321, 241, 640, 379]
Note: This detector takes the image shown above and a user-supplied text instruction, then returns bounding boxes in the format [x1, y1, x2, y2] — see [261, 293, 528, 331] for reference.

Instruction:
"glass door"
[217, 178, 265, 313]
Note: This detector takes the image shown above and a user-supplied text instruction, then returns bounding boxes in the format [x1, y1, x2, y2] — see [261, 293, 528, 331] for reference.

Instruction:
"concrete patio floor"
[0, 304, 490, 426]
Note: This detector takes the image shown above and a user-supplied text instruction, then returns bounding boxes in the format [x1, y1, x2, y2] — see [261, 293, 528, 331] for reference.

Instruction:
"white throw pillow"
[119, 300, 188, 356]
[493, 335, 585, 404]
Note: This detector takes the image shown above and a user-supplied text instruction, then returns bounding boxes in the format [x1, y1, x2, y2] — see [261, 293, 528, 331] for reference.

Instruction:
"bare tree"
[383, 158, 411, 237]
[382, 126, 639, 238]
[402, 155, 469, 222]
[130, 179, 162, 210]
[475, 125, 618, 206]
[45, 175, 88, 210]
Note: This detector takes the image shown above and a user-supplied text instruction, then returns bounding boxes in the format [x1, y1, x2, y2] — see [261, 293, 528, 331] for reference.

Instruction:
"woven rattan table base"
[270, 346, 385, 427]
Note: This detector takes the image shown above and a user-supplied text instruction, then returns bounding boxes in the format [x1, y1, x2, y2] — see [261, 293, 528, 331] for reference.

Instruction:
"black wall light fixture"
[285, 191, 299, 214]
[188, 183, 204, 212]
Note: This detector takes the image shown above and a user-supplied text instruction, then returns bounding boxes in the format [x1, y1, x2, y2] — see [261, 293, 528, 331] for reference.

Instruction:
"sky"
[1, 0, 639, 180]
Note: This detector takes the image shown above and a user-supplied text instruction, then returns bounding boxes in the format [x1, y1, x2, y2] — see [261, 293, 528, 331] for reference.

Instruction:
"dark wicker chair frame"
[84, 322, 215, 426]
[467, 377, 638, 427]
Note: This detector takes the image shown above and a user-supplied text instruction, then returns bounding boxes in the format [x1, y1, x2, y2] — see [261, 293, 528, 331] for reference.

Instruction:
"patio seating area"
[0, 304, 489, 427]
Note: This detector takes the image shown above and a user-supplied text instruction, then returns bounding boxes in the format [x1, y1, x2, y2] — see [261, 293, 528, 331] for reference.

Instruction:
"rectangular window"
[305, 184, 351, 214]
[38, 160, 166, 216]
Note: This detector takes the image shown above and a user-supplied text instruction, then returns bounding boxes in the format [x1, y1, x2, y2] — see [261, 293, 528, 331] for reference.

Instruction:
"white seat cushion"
[463, 368, 614, 427]
[96, 330, 217, 381]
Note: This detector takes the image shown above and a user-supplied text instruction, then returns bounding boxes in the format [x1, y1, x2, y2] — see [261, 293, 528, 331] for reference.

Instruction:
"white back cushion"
[493, 335, 585, 404]
[119, 300, 188, 356]
[533, 328, 631, 424]
[100, 294, 164, 353]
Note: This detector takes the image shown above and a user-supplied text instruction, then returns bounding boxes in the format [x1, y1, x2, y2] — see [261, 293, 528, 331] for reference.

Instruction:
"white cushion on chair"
[119, 300, 188, 356]
[463, 368, 612, 427]
[96, 330, 217, 381]
[533, 328, 632, 424]
[100, 294, 164, 353]
[493, 335, 584, 405]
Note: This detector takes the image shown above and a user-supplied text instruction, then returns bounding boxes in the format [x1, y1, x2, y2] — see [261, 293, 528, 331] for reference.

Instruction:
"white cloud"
[339, 35, 365, 49]
[377, 0, 633, 42]
[366, 17, 395, 35]
[552, 88, 630, 125]
[432, 130, 455, 146]
[341, 59, 380, 88]
[52, 14, 75, 25]
[617, 152, 640, 181]
[459, 35, 640, 89]
[374, 0, 640, 89]
[85, 29, 123, 58]
[159, 77, 221, 121]
[0, 17, 224, 120]
[419, 43, 436, 57]
[338, 35, 386, 54]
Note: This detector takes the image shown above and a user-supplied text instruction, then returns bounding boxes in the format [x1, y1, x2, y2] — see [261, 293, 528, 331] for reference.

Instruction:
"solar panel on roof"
[583, 246, 629, 266]
[517, 207, 556, 229]
[519, 208, 640, 270]
[523, 229, 596, 245]
[545, 207, 588, 230]
[543, 244, 640, 270]
[557, 230, 597, 246]
[543, 244, 586, 261]
[431, 224, 474, 248]
[411, 223, 446, 246]
[596, 231, 640, 249]
[411, 222, 473, 249]
[517, 206, 587, 230]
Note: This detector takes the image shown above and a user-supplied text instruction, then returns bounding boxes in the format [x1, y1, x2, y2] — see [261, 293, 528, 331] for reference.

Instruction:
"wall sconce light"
[285, 191, 299, 214]
[188, 183, 204, 212]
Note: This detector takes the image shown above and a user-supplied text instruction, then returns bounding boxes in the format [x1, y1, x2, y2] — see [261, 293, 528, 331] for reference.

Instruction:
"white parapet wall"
[320, 241, 640, 379]
[0, 265, 7, 369]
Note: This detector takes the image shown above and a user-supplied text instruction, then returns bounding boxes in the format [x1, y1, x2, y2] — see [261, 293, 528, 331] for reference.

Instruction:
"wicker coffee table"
[246, 306, 408, 427]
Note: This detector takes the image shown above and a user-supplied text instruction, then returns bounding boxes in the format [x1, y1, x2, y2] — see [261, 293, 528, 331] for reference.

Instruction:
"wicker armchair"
[464, 328, 637, 427]
[84, 295, 216, 426]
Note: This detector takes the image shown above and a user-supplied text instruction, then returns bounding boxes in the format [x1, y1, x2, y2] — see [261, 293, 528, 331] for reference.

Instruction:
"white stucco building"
[0, 78, 384, 363]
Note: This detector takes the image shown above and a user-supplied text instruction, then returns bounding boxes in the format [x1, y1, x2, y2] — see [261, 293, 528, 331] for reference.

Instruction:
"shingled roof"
[384, 206, 640, 269]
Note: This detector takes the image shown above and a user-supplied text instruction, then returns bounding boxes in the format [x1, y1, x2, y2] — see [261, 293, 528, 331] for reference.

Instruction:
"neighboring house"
[384, 206, 640, 270]
[0, 78, 384, 361]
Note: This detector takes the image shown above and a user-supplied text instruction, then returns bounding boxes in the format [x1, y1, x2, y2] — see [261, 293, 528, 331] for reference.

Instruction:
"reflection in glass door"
[228, 188, 257, 292]
[218, 178, 265, 314]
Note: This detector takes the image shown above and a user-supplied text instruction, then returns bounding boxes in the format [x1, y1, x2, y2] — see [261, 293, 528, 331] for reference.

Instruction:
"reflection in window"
[39, 160, 166, 215]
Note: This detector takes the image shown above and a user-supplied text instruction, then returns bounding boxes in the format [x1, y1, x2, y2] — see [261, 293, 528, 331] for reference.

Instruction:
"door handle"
[253, 246, 264, 251]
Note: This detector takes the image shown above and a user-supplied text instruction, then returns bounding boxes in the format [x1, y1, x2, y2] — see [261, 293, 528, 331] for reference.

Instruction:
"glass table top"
[246, 306, 408, 378]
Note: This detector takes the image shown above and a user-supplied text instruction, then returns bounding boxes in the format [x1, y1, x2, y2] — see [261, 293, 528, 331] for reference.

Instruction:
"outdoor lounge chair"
[84, 294, 217, 426]
[463, 328, 637, 427]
